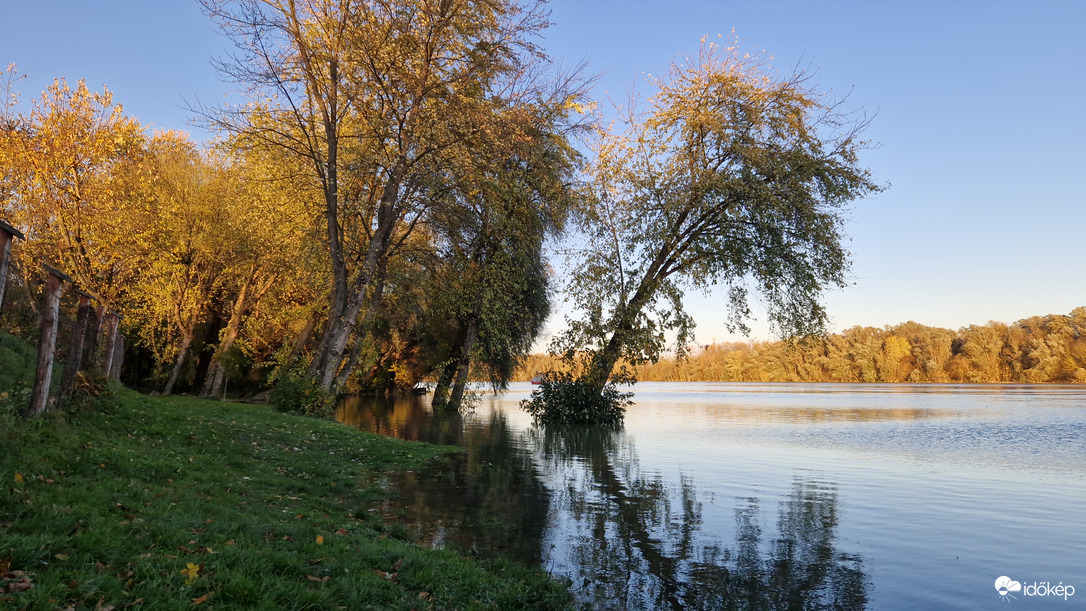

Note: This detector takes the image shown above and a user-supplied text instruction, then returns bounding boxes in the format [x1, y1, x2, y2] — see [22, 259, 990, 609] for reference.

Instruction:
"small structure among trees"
[0, 219, 23, 309]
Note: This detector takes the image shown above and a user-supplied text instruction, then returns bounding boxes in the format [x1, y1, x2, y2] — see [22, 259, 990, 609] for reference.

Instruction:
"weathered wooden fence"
[0, 218, 125, 417]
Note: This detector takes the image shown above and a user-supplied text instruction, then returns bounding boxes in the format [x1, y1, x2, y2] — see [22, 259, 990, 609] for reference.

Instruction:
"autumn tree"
[201, 0, 580, 393]
[585, 309, 1085, 385]
[554, 41, 881, 398]
[123, 133, 235, 394]
[426, 100, 583, 408]
[1, 78, 148, 310]
[199, 0, 357, 390]
[197, 144, 310, 397]
[1, 64, 25, 212]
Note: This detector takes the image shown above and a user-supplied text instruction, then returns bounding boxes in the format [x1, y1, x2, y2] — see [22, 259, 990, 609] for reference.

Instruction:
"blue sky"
[2, 1, 1083, 343]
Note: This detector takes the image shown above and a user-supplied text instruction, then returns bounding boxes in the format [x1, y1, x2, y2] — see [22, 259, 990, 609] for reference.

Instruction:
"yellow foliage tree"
[1, 78, 148, 308]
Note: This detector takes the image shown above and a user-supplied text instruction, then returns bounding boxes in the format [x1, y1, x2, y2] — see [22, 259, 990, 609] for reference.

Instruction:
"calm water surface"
[336, 383, 1086, 610]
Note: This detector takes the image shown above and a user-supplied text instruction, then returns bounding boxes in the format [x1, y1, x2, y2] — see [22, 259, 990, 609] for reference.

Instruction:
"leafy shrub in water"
[268, 361, 337, 416]
[520, 370, 633, 426]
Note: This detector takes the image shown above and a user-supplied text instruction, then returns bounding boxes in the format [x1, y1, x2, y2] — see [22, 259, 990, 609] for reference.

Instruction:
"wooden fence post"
[0, 219, 25, 310]
[26, 264, 72, 417]
[111, 329, 125, 382]
[85, 304, 106, 373]
[79, 299, 101, 372]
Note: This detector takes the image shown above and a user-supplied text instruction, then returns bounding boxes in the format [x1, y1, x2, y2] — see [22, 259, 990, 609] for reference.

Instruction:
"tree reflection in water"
[536, 426, 868, 610]
[339, 396, 868, 610]
[363, 404, 554, 565]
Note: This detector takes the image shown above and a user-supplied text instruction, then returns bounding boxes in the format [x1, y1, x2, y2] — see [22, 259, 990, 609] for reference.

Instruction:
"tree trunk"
[305, 278, 344, 377]
[583, 327, 635, 395]
[305, 58, 348, 379]
[162, 331, 193, 396]
[334, 258, 388, 388]
[430, 361, 458, 407]
[200, 271, 274, 398]
[583, 271, 663, 395]
[431, 323, 470, 407]
[288, 314, 318, 362]
[199, 284, 248, 398]
[60, 293, 93, 395]
[315, 278, 366, 391]
[315, 186, 401, 391]
[447, 321, 479, 409]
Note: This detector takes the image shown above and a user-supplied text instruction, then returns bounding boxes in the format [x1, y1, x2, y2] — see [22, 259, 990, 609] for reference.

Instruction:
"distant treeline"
[517, 308, 1086, 384]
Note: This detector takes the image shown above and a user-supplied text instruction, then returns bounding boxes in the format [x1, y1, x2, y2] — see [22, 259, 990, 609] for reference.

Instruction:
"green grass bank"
[0, 334, 572, 610]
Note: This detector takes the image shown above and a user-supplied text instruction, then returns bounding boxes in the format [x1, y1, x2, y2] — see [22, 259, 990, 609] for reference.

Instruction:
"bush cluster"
[268, 361, 337, 416]
[520, 370, 632, 426]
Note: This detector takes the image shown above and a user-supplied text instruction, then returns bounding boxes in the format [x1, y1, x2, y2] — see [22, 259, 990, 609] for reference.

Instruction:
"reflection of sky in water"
[492, 383, 1086, 609]
[344, 383, 1086, 610]
[571, 382, 1086, 479]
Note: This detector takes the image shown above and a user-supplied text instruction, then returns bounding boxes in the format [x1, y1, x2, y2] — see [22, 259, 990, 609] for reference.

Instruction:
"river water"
[336, 383, 1086, 610]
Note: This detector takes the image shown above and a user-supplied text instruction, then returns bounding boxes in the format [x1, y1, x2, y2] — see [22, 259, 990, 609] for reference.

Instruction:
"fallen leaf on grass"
[306, 574, 329, 583]
[6, 577, 32, 592]
[315, 535, 324, 546]
[181, 563, 202, 584]
[191, 593, 210, 605]
[2, 569, 33, 593]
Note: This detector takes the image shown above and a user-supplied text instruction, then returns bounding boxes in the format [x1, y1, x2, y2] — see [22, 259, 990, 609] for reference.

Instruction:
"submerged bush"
[520, 370, 632, 426]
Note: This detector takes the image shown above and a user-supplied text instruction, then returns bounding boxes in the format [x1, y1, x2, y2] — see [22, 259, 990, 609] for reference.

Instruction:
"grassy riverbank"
[0, 342, 572, 608]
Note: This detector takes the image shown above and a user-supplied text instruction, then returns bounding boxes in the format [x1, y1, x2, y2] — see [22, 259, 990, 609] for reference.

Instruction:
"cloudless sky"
[2, 1, 1083, 345]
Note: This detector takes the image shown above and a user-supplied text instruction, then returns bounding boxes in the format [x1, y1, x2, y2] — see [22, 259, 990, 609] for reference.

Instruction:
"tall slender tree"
[428, 100, 583, 407]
